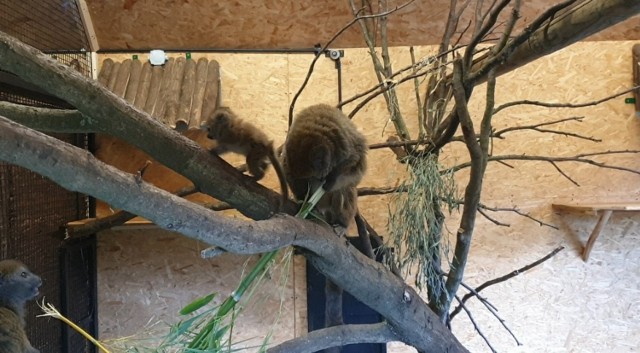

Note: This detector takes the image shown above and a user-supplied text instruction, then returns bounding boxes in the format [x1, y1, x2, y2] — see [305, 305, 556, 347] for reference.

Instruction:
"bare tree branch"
[478, 203, 559, 229]
[477, 207, 510, 227]
[288, 0, 414, 127]
[492, 116, 601, 142]
[493, 85, 640, 115]
[454, 295, 498, 353]
[450, 246, 565, 321]
[471, 0, 640, 81]
[357, 185, 407, 196]
[448, 151, 640, 176]
[436, 59, 486, 321]
[348, 0, 412, 140]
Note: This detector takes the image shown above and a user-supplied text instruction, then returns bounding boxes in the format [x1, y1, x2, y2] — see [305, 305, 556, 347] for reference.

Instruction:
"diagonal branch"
[449, 246, 565, 321]
[0, 29, 291, 220]
[470, 0, 640, 82]
[454, 295, 498, 353]
[0, 115, 469, 353]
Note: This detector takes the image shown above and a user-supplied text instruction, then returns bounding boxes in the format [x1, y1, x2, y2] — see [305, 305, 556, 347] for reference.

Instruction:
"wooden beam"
[582, 210, 612, 261]
[76, 0, 99, 51]
[633, 44, 640, 116]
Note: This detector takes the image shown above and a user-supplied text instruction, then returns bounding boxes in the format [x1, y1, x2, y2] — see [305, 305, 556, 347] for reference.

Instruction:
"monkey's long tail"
[269, 151, 289, 210]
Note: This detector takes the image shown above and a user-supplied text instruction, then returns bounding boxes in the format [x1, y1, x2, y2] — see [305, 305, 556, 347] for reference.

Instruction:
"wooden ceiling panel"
[87, 0, 640, 50]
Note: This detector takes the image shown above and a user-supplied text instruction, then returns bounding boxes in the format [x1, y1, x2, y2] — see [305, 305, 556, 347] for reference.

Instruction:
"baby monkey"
[0, 259, 42, 353]
[202, 107, 288, 208]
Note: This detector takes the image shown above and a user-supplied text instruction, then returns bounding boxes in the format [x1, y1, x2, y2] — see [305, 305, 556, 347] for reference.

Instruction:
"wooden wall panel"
[97, 42, 640, 352]
[87, 0, 640, 50]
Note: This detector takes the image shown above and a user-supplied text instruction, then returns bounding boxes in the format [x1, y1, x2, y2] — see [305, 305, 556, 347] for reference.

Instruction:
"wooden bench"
[552, 202, 640, 261]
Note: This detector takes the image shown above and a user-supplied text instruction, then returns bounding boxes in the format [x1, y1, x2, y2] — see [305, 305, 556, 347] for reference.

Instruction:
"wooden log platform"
[552, 202, 640, 261]
[97, 56, 221, 131]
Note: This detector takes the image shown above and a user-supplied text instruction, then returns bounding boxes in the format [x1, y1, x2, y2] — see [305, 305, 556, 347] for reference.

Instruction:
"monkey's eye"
[21, 271, 27, 278]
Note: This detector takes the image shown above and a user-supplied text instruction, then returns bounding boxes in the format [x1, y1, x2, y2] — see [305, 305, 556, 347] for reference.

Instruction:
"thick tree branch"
[0, 101, 90, 132]
[0, 115, 469, 353]
[431, 0, 639, 153]
[267, 323, 397, 353]
[65, 185, 198, 238]
[437, 59, 487, 321]
[471, 0, 640, 81]
[0, 30, 291, 220]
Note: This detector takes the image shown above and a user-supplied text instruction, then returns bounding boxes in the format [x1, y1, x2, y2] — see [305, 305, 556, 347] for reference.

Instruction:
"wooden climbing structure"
[97, 56, 221, 131]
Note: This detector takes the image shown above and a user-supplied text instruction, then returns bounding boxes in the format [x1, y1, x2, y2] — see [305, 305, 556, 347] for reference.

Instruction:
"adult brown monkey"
[0, 259, 42, 353]
[283, 103, 367, 231]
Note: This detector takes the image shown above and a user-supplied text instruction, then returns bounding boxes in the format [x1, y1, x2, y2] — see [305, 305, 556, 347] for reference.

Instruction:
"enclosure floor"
[390, 211, 640, 353]
[98, 210, 639, 352]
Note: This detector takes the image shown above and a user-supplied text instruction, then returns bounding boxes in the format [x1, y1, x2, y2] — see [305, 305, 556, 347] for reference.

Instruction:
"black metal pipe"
[336, 57, 343, 107]
[97, 47, 325, 55]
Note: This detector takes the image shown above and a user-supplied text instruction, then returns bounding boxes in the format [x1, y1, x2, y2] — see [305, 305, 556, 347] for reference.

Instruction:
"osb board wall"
[98, 229, 307, 350]
[97, 41, 640, 352]
[86, 0, 640, 50]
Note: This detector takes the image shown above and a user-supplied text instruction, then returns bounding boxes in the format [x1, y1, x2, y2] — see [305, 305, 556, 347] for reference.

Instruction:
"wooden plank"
[189, 58, 209, 129]
[106, 61, 120, 91]
[163, 57, 187, 128]
[633, 44, 640, 116]
[112, 59, 132, 97]
[124, 59, 143, 103]
[143, 63, 165, 114]
[200, 60, 221, 125]
[151, 57, 175, 121]
[76, 0, 99, 51]
[176, 58, 197, 132]
[133, 62, 152, 109]
[97, 58, 113, 86]
[552, 203, 640, 213]
[582, 210, 612, 261]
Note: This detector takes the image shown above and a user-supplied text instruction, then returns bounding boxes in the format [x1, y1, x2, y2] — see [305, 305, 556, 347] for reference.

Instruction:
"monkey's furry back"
[283, 104, 367, 198]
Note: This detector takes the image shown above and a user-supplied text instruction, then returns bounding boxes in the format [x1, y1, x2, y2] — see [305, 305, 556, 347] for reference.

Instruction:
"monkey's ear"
[310, 144, 331, 174]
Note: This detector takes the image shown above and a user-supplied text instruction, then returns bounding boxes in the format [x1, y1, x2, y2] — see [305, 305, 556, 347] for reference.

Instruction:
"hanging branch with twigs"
[287, 0, 414, 127]
[347, 0, 412, 140]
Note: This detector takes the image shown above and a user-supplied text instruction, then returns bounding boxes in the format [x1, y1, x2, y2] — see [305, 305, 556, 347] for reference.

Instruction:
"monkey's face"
[0, 260, 42, 301]
[205, 113, 233, 141]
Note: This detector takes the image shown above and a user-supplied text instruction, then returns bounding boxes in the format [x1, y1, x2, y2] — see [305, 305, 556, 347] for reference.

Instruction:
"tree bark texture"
[0, 115, 469, 353]
[0, 30, 292, 220]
